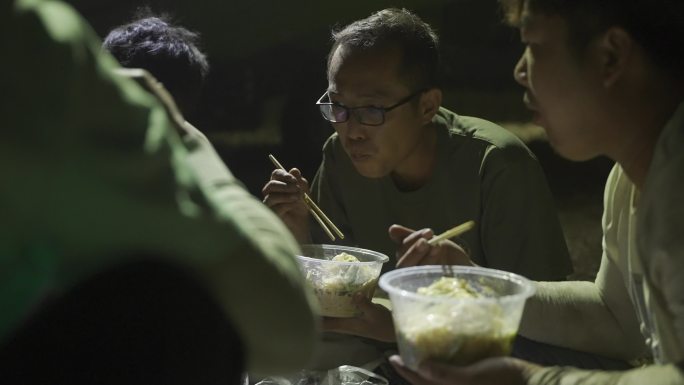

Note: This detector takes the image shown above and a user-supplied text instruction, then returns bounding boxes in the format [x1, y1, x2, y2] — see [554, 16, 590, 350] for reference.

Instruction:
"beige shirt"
[528, 102, 684, 385]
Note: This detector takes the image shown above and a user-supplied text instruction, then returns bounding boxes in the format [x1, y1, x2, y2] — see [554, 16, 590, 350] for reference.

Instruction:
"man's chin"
[352, 163, 387, 179]
[549, 139, 600, 162]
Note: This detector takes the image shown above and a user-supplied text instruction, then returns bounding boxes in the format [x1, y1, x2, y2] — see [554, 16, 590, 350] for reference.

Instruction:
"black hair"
[500, 0, 684, 75]
[103, 11, 210, 118]
[327, 8, 440, 90]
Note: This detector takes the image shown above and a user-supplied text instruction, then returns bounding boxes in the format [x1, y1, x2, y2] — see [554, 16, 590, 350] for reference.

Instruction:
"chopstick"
[429, 220, 476, 277]
[427, 220, 475, 246]
[268, 154, 345, 241]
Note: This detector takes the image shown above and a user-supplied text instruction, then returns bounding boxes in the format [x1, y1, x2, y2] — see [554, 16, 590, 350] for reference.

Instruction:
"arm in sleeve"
[479, 144, 572, 281]
[519, 252, 647, 359]
[638, 140, 684, 362]
[518, 166, 647, 360]
[529, 363, 684, 385]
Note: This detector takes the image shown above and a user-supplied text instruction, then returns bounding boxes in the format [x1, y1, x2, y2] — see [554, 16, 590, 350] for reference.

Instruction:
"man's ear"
[595, 26, 635, 88]
[419, 88, 442, 125]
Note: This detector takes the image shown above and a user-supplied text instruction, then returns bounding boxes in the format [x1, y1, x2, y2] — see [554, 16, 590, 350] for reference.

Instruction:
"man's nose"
[344, 112, 368, 140]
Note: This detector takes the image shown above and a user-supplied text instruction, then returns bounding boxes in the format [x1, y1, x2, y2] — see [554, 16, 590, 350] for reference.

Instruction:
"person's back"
[0, 1, 318, 383]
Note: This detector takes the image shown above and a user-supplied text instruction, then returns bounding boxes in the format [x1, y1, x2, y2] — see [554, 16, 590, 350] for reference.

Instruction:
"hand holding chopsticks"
[268, 154, 344, 241]
[427, 220, 475, 246]
[393, 220, 476, 269]
[427, 220, 476, 276]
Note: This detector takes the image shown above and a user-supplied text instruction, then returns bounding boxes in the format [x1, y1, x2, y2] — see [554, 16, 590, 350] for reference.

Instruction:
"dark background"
[68, 0, 613, 279]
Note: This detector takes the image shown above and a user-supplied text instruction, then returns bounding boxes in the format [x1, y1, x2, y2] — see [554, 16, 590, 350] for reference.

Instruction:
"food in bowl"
[297, 245, 389, 318]
[379, 266, 534, 369]
[417, 276, 481, 298]
[399, 277, 513, 366]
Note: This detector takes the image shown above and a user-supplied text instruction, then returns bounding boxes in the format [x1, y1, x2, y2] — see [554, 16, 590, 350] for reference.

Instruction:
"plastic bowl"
[379, 265, 535, 370]
[296, 244, 389, 318]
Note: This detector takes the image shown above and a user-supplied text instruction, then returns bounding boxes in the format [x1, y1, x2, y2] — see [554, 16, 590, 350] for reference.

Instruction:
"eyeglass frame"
[315, 88, 428, 126]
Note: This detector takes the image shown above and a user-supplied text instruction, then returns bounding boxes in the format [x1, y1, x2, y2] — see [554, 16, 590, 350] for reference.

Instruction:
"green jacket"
[0, 0, 318, 375]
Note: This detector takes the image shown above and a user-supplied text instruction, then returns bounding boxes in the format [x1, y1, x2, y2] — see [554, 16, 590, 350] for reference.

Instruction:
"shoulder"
[437, 107, 536, 164]
[16, 0, 86, 40]
[638, 104, 684, 260]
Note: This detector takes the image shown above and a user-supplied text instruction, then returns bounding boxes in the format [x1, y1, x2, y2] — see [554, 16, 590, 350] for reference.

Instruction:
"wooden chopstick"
[428, 220, 475, 246]
[268, 154, 345, 241]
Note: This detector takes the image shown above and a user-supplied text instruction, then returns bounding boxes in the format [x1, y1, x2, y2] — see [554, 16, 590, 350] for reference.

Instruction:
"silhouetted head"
[103, 12, 209, 119]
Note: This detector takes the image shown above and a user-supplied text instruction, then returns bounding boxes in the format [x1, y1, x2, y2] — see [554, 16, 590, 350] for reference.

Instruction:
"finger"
[289, 167, 306, 183]
[396, 238, 431, 268]
[422, 242, 473, 266]
[270, 168, 299, 183]
[268, 201, 306, 217]
[417, 360, 470, 385]
[393, 228, 432, 261]
[288, 168, 311, 191]
[388, 224, 416, 244]
[350, 293, 373, 308]
[321, 316, 363, 335]
[419, 247, 452, 266]
[402, 228, 434, 247]
[262, 191, 303, 207]
[350, 295, 386, 321]
[389, 355, 435, 385]
[395, 226, 432, 260]
[263, 177, 300, 195]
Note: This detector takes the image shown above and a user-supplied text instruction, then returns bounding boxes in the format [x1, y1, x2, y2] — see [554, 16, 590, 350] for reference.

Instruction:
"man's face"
[326, 44, 429, 178]
[513, 4, 613, 161]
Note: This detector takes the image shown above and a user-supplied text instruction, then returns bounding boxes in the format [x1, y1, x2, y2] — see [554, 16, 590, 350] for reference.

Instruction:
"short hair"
[327, 8, 440, 90]
[103, 13, 210, 118]
[500, 0, 684, 76]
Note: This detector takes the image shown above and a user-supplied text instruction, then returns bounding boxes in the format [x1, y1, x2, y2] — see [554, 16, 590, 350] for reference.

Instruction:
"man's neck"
[614, 85, 684, 189]
[390, 123, 438, 192]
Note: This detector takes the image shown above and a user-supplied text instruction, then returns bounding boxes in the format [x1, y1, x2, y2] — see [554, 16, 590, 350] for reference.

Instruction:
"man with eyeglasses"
[262, 8, 571, 360]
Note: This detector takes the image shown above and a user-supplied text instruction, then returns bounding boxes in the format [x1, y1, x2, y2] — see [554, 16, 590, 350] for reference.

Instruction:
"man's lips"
[344, 144, 375, 161]
[349, 151, 372, 161]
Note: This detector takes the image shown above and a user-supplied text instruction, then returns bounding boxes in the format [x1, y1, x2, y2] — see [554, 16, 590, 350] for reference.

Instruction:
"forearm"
[519, 281, 645, 360]
[529, 364, 684, 385]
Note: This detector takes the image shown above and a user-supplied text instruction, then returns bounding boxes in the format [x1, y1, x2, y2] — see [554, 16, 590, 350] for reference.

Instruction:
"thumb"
[389, 224, 416, 244]
[351, 293, 374, 310]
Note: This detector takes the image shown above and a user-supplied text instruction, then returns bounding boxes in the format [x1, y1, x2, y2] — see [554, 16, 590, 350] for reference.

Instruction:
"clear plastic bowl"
[296, 244, 389, 318]
[379, 265, 535, 370]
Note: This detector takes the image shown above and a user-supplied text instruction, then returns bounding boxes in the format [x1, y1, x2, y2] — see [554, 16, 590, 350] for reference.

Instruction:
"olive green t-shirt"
[311, 107, 572, 280]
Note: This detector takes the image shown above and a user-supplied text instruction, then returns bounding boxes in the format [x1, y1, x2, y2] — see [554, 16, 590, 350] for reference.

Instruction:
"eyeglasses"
[315, 89, 426, 126]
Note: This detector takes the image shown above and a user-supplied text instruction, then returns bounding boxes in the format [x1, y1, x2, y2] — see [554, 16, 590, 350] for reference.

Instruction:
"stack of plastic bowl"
[296, 244, 389, 318]
[379, 265, 535, 369]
